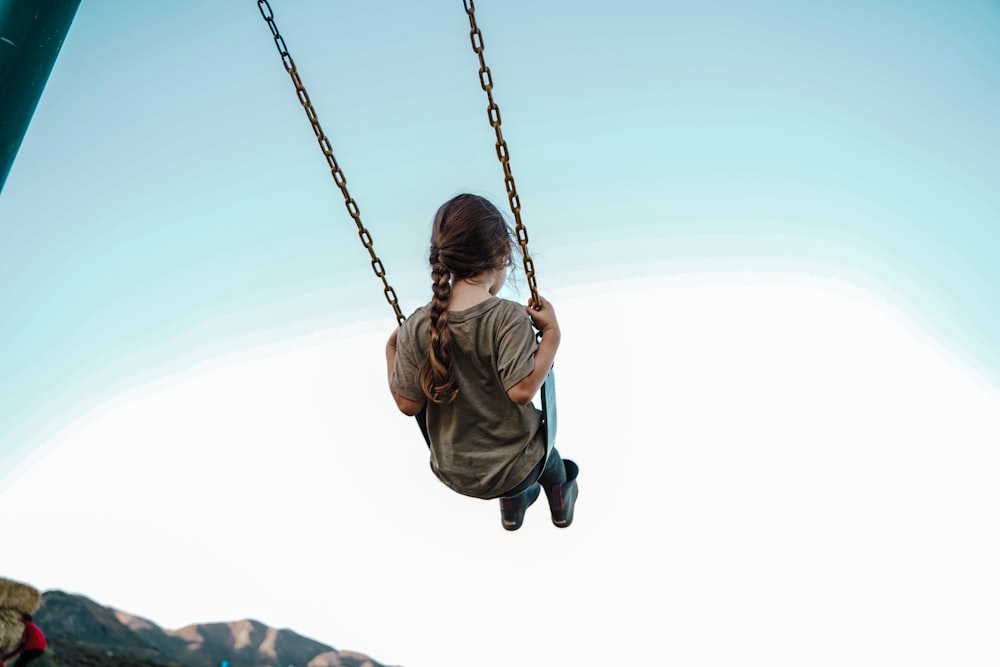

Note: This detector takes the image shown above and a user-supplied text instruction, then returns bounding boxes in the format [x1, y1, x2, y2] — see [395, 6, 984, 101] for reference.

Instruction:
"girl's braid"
[419, 249, 459, 402]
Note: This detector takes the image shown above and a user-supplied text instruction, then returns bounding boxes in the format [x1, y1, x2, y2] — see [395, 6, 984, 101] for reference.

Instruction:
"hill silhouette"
[30, 590, 392, 667]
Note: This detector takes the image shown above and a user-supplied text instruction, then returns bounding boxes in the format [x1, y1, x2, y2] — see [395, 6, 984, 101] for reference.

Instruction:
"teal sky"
[2, 1, 999, 471]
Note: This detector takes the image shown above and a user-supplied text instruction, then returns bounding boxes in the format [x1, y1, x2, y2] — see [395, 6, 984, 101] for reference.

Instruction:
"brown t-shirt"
[392, 296, 545, 499]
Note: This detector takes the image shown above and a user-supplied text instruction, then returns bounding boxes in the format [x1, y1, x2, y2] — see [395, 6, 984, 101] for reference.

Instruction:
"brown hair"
[418, 194, 514, 403]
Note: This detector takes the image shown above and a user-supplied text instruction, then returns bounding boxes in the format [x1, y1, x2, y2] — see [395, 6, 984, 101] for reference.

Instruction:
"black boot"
[545, 460, 579, 528]
[499, 483, 541, 531]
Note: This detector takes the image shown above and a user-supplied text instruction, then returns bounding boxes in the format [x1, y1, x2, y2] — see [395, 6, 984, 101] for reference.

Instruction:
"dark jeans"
[500, 446, 567, 498]
[12, 650, 45, 667]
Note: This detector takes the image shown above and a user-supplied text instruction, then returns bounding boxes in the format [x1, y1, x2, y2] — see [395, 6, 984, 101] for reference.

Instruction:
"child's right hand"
[526, 296, 559, 334]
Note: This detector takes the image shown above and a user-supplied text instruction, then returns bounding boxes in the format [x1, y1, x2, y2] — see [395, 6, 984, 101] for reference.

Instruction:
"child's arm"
[507, 296, 561, 406]
[386, 328, 426, 416]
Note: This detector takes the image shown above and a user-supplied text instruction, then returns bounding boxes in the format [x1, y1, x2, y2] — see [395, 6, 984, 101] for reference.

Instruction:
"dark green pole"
[0, 0, 82, 194]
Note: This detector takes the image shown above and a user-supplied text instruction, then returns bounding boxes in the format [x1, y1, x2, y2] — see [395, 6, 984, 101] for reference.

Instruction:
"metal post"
[0, 0, 82, 194]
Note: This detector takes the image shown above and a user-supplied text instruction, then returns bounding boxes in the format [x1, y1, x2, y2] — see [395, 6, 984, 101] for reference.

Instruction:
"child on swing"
[386, 194, 578, 530]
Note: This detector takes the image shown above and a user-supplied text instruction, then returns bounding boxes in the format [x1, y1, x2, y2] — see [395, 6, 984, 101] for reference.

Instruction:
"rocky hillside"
[32, 590, 392, 667]
[24, 638, 180, 667]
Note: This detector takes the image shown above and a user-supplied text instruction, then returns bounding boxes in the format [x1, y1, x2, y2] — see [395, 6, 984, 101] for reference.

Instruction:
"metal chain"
[463, 0, 541, 310]
[257, 0, 406, 326]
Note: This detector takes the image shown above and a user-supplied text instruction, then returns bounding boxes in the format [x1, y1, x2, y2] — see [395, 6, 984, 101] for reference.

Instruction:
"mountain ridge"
[32, 590, 394, 667]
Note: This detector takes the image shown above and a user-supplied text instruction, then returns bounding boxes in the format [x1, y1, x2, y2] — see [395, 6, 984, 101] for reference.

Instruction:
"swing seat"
[540, 367, 556, 458]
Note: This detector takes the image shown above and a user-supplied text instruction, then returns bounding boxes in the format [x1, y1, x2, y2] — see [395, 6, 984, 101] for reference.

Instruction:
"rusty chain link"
[257, 0, 406, 325]
[463, 1, 541, 310]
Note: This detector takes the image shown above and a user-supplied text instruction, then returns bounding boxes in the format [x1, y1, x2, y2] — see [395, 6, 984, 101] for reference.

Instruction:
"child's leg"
[536, 447, 567, 488]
